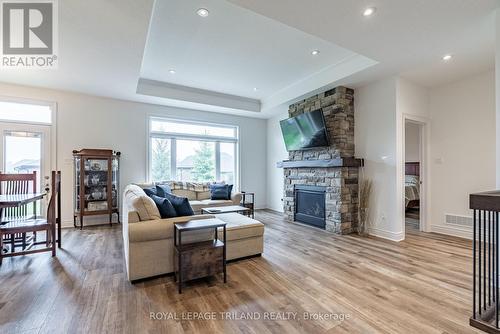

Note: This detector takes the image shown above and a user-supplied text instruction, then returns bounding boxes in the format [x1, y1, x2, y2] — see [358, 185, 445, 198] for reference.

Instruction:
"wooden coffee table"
[173, 218, 227, 293]
[202, 205, 251, 216]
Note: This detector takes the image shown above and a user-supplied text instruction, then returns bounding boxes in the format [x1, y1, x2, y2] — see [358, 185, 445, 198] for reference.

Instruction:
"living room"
[1, 0, 500, 333]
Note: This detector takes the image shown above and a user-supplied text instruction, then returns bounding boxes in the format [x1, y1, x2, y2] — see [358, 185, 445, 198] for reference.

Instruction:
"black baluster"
[490, 210, 492, 306]
[484, 210, 487, 311]
[495, 212, 499, 328]
[479, 210, 482, 315]
[473, 209, 476, 319]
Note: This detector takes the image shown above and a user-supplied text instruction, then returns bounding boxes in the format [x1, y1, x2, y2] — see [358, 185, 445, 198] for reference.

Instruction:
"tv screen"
[280, 110, 329, 151]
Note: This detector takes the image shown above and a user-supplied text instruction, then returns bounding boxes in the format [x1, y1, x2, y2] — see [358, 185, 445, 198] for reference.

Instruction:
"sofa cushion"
[172, 189, 197, 200]
[163, 193, 195, 216]
[197, 191, 211, 200]
[128, 214, 215, 242]
[150, 195, 177, 218]
[216, 213, 265, 241]
[190, 199, 233, 212]
[156, 184, 172, 197]
[124, 185, 161, 221]
[209, 183, 232, 200]
[143, 187, 157, 197]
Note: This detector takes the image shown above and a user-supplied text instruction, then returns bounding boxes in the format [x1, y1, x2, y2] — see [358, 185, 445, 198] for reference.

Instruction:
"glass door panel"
[0, 123, 51, 216]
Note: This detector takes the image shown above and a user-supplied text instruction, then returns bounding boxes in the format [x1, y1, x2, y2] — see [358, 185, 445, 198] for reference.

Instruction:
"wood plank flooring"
[0, 210, 479, 334]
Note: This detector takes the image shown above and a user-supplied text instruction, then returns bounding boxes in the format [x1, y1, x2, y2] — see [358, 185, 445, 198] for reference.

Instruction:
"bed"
[405, 162, 420, 209]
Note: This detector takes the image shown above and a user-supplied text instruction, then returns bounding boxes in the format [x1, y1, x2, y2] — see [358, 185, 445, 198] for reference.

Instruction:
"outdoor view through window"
[149, 118, 238, 185]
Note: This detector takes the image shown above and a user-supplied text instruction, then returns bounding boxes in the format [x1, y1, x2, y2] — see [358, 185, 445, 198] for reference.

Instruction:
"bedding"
[405, 175, 420, 208]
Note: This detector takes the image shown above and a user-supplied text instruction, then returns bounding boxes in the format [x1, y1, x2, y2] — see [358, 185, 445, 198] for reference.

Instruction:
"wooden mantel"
[276, 158, 364, 169]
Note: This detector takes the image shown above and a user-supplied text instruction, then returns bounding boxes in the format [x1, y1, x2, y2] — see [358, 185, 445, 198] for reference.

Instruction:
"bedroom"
[405, 121, 422, 233]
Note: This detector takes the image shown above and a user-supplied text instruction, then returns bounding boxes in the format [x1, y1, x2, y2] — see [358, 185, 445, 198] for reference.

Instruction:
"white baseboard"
[368, 227, 404, 242]
[431, 224, 472, 240]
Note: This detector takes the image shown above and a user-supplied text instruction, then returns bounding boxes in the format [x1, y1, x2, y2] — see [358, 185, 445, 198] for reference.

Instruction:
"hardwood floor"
[0, 210, 479, 334]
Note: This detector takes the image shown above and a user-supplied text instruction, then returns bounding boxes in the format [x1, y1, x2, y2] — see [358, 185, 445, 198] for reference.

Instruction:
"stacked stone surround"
[283, 86, 359, 234]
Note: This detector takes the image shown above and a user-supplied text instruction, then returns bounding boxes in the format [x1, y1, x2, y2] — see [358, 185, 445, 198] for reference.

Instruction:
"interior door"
[0, 122, 52, 212]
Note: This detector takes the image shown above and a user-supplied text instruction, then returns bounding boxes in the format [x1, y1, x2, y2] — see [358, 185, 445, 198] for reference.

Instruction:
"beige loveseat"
[135, 182, 242, 214]
[122, 184, 264, 281]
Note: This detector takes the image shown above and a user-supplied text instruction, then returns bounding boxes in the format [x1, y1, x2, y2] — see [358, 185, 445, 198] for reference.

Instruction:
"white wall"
[429, 70, 496, 238]
[405, 123, 420, 162]
[0, 83, 268, 226]
[355, 77, 402, 240]
[266, 108, 289, 212]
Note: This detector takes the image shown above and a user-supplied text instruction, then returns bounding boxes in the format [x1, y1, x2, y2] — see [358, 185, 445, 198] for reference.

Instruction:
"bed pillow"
[150, 195, 177, 219]
[162, 193, 194, 217]
[405, 175, 419, 186]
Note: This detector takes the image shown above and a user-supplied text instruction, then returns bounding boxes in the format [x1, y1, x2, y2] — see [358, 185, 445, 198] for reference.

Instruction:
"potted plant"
[358, 179, 372, 236]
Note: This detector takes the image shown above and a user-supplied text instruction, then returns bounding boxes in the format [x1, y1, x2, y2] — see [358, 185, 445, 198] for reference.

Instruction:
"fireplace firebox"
[294, 185, 326, 229]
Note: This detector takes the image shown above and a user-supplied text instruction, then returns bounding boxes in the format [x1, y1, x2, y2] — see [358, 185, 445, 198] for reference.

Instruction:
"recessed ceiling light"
[197, 8, 209, 17]
[442, 54, 453, 61]
[168, 69, 176, 74]
[363, 7, 376, 16]
[311, 50, 320, 56]
[253, 87, 258, 91]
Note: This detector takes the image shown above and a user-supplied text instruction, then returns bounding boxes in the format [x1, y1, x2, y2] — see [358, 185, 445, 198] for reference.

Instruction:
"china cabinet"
[73, 149, 120, 229]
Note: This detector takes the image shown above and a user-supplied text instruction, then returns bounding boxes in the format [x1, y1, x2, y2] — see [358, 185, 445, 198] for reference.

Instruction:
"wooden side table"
[241, 192, 255, 218]
[174, 218, 227, 293]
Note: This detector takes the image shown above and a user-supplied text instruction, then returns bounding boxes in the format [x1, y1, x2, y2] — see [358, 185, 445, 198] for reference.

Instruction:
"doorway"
[0, 123, 52, 193]
[404, 120, 423, 234]
[0, 98, 55, 213]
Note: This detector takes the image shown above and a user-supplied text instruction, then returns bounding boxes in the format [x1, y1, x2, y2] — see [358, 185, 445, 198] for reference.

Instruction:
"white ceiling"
[141, 0, 367, 100]
[0, 0, 154, 105]
[228, 0, 499, 89]
[139, 0, 375, 113]
[0, 0, 498, 118]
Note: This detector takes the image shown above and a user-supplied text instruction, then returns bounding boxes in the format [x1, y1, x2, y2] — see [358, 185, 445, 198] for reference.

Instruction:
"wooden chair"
[0, 171, 37, 251]
[0, 171, 60, 265]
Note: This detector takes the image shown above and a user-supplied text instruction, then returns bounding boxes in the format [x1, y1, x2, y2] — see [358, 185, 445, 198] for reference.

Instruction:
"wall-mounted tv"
[280, 109, 329, 151]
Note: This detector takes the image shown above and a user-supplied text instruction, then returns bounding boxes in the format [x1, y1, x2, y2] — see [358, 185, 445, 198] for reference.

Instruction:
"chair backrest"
[47, 171, 61, 225]
[0, 171, 37, 220]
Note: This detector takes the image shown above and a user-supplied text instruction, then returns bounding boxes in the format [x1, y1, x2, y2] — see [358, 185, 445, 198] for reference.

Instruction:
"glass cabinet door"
[111, 156, 119, 210]
[74, 156, 81, 212]
[83, 157, 109, 212]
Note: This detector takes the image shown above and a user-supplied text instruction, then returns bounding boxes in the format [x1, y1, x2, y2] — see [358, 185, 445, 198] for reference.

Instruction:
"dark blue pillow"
[143, 187, 157, 197]
[209, 184, 233, 200]
[163, 193, 194, 216]
[156, 184, 172, 197]
[150, 195, 177, 218]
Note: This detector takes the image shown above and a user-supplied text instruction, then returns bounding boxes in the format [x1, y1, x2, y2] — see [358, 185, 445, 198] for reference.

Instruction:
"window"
[149, 118, 238, 186]
[0, 100, 52, 124]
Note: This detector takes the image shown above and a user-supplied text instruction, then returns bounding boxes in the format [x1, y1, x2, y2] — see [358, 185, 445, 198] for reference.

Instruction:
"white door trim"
[401, 113, 431, 236]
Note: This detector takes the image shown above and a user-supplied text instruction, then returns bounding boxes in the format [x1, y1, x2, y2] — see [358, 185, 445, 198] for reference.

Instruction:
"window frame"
[0, 95, 58, 174]
[147, 116, 239, 188]
[0, 96, 54, 125]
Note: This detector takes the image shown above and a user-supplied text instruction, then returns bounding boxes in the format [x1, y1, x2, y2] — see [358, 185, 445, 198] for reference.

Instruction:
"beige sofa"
[122, 184, 264, 281]
[135, 182, 243, 214]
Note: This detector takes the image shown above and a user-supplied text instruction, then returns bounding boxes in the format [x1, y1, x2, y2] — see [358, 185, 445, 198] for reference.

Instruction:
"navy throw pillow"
[143, 187, 157, 197]
[209, 184, 233, 200]
[150, 195, 177, 218]
[156, 184, 172, 197]
[163, 193, 194, 216]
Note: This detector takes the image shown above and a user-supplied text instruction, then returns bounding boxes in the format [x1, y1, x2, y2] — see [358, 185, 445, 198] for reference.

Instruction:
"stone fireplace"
[278, 86, 361, 234]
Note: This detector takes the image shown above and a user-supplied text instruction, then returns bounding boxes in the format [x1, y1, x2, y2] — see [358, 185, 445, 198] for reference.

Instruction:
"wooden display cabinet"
[73, 149, 120, 229]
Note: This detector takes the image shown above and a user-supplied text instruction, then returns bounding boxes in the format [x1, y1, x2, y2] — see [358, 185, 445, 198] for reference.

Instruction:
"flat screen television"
[280, 109, 329, 151]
